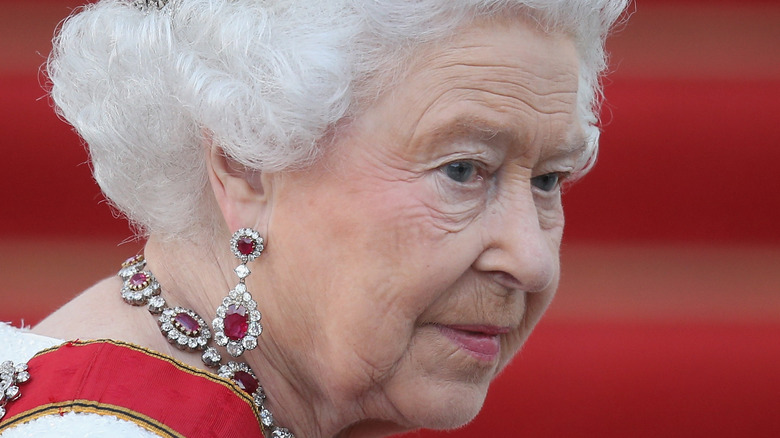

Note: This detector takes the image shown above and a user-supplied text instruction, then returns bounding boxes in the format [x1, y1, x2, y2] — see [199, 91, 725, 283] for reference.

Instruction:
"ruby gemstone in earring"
[237, 236, 255, 257]
[213, 286, 262, 357]
[224, 304, 249, 340]
[230, 228, 264, 263]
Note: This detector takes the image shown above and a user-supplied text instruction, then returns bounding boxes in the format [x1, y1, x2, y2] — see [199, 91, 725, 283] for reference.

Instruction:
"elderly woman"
[0, 0, 627, 436]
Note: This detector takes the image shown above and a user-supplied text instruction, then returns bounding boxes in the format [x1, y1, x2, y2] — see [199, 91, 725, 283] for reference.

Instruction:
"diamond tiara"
[132, 0, 169, 11]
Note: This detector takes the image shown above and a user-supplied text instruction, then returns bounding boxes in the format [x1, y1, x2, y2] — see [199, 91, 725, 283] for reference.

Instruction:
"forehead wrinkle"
[458, 83, 577, 117]
[406, 80, 576, 152]
[416, 60, 579, 118]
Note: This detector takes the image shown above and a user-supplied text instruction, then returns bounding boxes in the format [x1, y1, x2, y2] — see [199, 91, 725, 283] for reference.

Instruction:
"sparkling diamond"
[5, 385, 19, 400]
[177, 336, 188, 346]
[227, 342, 244, 357]
[167, 330, 179, 340]
[242, 336, 257, 350]
[148, 295, 166, 313]
[212, 317, 224, 328]
[232, 370, 259, 394]
[248, 322, 262, 336]
[242, 292, 252, 302]
[15, 371, 30, 383]
[0, 405, 5, 419]
[161, 322, 174, 332]
[234, 283, 247, 293]
[13, 363, 27, 373]
[250, 310, 262, 322]
[215, 332, 228, 346]
[216, 306, 227, 317]
[235, 264, 250, 279]
[0, 361, 12, 372]
[202, 347, 221, 367]
[272, 427, 294, 438]
[260, 409, 274, 426]
[224, 305, 249, 340]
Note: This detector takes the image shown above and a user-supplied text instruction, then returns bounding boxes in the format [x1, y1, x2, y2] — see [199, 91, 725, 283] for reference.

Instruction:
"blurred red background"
[1, 0, 779, 436]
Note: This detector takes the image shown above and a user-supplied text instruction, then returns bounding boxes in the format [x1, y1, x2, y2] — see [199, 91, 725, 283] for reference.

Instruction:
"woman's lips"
[436, 324, 509, 361]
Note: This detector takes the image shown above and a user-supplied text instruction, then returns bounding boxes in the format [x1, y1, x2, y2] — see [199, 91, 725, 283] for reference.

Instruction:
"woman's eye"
[531, 173, 560, 192]
[443, 161, 477, 183]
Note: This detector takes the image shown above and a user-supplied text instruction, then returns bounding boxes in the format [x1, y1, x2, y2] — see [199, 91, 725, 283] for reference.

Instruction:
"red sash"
[0, 340, 265, 437]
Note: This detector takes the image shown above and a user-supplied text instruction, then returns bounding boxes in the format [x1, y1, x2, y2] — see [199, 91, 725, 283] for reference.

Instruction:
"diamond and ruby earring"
[212, 228, 264, 358]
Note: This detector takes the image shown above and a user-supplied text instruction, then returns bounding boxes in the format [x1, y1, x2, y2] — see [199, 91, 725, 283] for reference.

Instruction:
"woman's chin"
[391, 380, 490, 431]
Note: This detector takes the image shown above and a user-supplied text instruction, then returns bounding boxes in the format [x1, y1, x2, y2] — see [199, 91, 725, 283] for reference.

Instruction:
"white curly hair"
[48, 0, 629, 238]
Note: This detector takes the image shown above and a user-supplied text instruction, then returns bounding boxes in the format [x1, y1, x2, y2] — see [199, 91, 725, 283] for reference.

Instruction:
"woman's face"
[257, 18, 582, 431]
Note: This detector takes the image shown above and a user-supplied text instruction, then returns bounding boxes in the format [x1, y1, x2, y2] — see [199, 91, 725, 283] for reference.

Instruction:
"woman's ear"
[205, 138, 272, 232]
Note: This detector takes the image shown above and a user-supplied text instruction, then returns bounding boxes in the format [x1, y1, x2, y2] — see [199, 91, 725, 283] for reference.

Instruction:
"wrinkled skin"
[246, 16, 586, 437]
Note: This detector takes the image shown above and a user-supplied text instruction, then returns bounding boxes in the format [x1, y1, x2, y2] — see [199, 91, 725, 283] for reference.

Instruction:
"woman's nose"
[473, 192, 558, 293]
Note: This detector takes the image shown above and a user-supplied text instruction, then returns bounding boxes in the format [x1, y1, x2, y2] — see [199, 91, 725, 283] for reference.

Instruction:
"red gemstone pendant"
[224, 304, 249, 340]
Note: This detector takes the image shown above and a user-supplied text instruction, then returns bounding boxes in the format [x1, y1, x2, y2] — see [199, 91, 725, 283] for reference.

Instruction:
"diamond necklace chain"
[118, 255, 294, 438]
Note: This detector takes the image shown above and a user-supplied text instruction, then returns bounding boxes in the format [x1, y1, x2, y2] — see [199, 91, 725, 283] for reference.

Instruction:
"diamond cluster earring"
[213, 228, 264, 357]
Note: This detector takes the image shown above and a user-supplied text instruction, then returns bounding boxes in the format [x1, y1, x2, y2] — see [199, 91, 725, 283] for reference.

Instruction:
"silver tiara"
[133, 0, 170, 11]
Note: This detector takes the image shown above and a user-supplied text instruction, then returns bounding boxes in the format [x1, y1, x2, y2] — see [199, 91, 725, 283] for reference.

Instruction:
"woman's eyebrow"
[422, 116, 518, 148]
[422, 115, 587, 159]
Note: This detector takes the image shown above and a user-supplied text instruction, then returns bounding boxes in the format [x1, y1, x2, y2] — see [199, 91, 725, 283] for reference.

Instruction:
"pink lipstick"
[436, 324, 508, 361]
